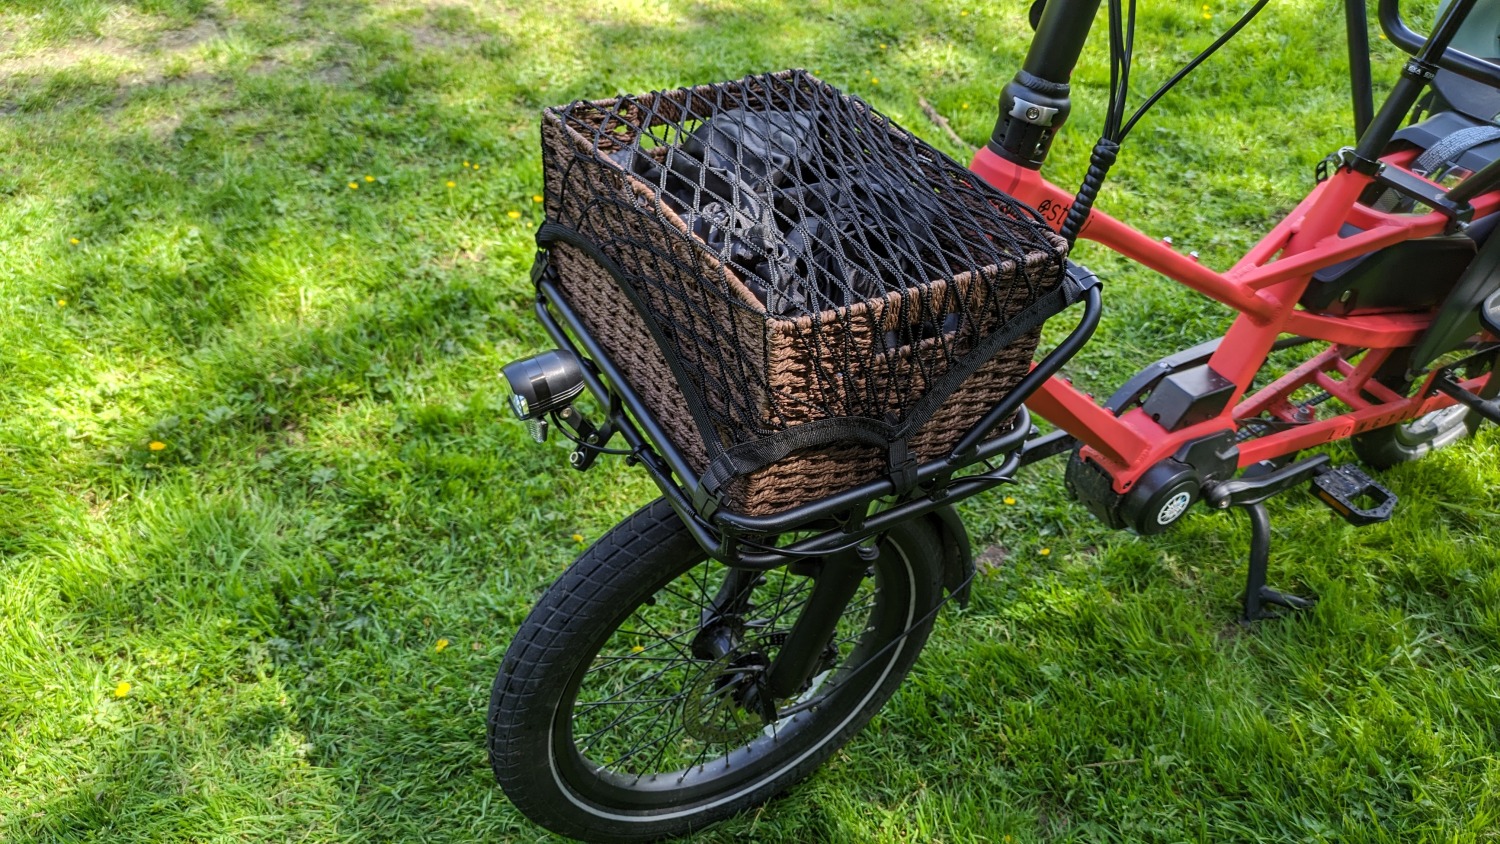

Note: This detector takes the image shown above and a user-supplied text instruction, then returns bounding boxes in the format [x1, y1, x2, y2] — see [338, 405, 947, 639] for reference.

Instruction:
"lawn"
[1, 0, 1497, 842]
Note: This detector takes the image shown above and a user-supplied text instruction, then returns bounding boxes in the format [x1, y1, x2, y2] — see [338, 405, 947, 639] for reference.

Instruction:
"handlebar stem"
[988, 0, 1103, 169]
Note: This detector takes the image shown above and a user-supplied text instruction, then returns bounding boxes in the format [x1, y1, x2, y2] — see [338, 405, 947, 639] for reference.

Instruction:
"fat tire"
[487, 498, 943, 843]
[1351, 355, 1497, 469]
[1350, 405, 1481, 468]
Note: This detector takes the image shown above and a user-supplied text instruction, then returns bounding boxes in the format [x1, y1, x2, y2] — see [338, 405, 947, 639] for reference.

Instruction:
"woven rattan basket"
[538, 71, 1068, 517]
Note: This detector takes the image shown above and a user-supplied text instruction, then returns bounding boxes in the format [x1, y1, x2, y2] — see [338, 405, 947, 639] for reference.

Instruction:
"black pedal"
[1310, 465, 1396, 526]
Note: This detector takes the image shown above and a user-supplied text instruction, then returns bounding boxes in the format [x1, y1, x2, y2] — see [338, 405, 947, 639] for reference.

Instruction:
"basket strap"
[540, 217, 1084, 509]
[698, 416, 897, 500]
[700, 266, 1086, 500]
[534, 220, 730, 468]
[888, 267, 1086, 441]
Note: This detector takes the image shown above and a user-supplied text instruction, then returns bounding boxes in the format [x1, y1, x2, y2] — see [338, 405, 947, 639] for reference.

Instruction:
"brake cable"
[1061, 0, 1273, 244]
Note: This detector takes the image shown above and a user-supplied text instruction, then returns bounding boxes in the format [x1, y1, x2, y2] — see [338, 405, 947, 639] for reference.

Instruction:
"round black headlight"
[501, 350, 586, 421]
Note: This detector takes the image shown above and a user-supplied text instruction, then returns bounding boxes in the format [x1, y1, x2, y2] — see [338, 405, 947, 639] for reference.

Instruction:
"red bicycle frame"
[972, 0, 1500, 497]
[972, 149, 1498, 494]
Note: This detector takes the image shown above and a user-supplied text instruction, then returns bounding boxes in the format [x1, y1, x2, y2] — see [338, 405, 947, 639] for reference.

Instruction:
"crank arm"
[1202, 454, 1332, 510]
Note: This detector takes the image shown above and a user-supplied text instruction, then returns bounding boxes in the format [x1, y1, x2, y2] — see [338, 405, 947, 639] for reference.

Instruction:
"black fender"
[923, 505, 975, 608]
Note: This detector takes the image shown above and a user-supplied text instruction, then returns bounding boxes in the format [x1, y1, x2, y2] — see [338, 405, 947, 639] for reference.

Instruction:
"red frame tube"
[970, 146, 1498, 493]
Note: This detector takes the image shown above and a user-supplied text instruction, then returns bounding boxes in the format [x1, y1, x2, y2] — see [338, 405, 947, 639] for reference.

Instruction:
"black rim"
[547, 539, 917, 816]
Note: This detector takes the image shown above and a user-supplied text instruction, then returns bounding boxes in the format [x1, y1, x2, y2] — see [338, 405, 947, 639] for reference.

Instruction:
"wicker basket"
[538, 71, 1068, 517]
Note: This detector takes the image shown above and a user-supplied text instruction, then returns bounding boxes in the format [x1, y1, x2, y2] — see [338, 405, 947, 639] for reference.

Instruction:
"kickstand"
[1236, 502, 1316, 624]
[1204, 457, 1331, 625]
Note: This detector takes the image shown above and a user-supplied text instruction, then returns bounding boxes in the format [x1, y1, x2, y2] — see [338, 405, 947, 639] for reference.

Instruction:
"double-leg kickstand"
[1235, 501, 1316, 624]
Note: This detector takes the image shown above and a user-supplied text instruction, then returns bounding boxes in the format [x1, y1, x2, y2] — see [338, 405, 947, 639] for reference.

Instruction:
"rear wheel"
[488, 498, 943, 843]
[1351, 353, 1497, 469]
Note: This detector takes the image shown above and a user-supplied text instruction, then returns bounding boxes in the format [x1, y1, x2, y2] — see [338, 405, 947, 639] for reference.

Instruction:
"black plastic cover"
[1300, 225, 1474, 315]
[1140, 364, 1235, 431]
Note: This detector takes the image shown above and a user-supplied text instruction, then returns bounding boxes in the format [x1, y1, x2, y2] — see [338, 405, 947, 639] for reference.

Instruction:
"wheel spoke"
[635, 613, 697, 662]
[579, 566, 883, 774]
[598, 701, 689, 773]
[543, 522, 920, 800]
[578, 657, 705, 718]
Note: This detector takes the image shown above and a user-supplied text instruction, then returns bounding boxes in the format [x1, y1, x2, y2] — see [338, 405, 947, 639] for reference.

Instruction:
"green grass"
[1, 0, 1497, 841]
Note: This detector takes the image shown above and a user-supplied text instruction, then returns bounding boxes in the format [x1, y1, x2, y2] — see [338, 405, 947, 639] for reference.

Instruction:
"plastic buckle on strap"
[529, 249, 551, 288]
[1316, 146, 1379, 182]
[888, 439, 919, 498]
[692, 464, 729, 521]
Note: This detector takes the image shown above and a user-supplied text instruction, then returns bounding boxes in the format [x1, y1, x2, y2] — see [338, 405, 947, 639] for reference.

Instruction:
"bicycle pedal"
[1309, 464, 1396, 526]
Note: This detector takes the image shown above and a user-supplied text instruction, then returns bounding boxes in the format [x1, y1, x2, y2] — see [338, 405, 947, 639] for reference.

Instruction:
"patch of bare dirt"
[977, 545, 1009, 574]
[153, 17, 221, 52]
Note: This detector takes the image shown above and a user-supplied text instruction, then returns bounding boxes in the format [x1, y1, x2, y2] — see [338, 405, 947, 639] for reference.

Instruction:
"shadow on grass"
[4, 1, 1499, 843]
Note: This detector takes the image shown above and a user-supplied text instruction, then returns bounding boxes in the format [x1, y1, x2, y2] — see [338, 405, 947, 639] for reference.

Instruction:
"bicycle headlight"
[501, 350, 586, 442]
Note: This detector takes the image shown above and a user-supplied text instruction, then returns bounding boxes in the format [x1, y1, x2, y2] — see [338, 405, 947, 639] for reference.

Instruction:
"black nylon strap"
[535, 221, 729, 466]
[890, 271, 1082, 440]
[700, 415, 894, 497]
[700, 269, 1082, 495]
[539, 218, 1081, 512]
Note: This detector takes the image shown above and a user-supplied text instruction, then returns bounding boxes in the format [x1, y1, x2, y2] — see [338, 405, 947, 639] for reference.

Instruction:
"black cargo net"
[540, 70, 1068, 484]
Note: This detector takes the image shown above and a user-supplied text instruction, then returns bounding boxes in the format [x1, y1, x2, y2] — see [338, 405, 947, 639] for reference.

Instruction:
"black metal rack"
[531, 264, 1102, 570]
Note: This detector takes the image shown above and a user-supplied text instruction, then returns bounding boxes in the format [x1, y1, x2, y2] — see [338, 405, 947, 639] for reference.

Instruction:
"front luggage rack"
[531, 261, 1102, 569]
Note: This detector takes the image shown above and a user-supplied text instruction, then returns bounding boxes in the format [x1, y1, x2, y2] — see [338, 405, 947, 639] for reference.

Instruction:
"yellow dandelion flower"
[1003, 496, 1017, 505]
[630, 645, 645, 654]
[571, 533, 585, 543]
[871, 77, 879, 84]
[348, 181, 359, 190]
[446, 180, 456, 188]
[507, 210, 522, 219]
[464, 160, 470, 167]
[532, 194, 544, 203]
[148, 441, 166, 452]
[1202, 12, 1211, 18]
[435, 638, 450, 653]
[960, 10, 969, 16]
[1039, 547, 1051, 556]
[69, 237, 80, 245]
[474, 165, 481, 171]
[962, 103, 970, 109]
[364, 175, 375, 182]
[878, 43, 887, 50]
[113, 681, 131, 698]
[56, 298, 67, 307]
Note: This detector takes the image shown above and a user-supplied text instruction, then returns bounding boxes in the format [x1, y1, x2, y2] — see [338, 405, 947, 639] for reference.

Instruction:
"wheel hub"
[681, 651, 769, 743]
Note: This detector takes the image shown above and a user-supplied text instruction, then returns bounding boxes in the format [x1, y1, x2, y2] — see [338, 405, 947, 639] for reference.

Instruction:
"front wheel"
[488, 498, 944, 843]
